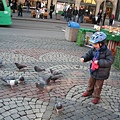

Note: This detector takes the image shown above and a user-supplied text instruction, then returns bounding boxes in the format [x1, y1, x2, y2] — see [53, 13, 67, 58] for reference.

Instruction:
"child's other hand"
[94, 60, 98, 64]
[80, 58, 84, 62]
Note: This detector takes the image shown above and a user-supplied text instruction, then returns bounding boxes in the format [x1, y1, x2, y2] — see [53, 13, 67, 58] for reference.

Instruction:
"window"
[0, 0, 4, 11]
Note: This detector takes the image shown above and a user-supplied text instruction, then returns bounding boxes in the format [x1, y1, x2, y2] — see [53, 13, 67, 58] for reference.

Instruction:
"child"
[80, 32, 114, 104]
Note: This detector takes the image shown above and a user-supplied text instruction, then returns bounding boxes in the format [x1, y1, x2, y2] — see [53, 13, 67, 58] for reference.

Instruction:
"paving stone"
[2, 111, 11, 117]
[3, 98, 11, 102]
[35, 113, 43, 118]
[16, 106, 26, 111]
[9, 104, 17, 109]
[4, 116, 13, 120]
[20, 116, 29, 120]
[3, 102, 10, 105]
[42, 111, 52, 119]
[24, 105, 31, 110]
[26, 110, 34, 115]
[27, 114, 37, 119]
[18, 111, 26, 116]
[9, 109, 18, 114]
[0, 107, 6, 113]
[0, 115, 4, 119]
[11, 113, 20, 119]
[32, 108, 40, 113]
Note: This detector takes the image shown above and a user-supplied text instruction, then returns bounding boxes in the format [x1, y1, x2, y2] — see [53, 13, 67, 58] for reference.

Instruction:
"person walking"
[97, 10, 102, 25]
[26, 0, 31, 13]
[63, 4, 67, 19]
[49, 3, 54, 19]
[102, 12, 106, 26]
[18, 2, 23, 17]
[73, 7, 78, 22]
[80, 32, 114, 104]
[109, 13, 114, 26]
[66, 6, 72, 22]
[77, 6, 85, 23]
[12, 0, 17, 13]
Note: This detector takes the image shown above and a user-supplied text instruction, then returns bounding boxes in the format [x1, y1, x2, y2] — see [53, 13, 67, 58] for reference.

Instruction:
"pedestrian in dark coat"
[66, 7, 72, 22]
[80, 32, 114, 104]
[73, 7, 78, 22]
[77, 6, 85, 23]
[12, 0, 17, 13]
[49, 3, 54, 19]
[102, 12, 106, 26]
[97, 10, 102, 25]
[18, 2, 23, 16]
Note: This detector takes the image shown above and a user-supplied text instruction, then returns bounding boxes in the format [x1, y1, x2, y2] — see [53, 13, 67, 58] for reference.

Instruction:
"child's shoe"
[82, 92, 90, 97]
[92, 99, 99, 104]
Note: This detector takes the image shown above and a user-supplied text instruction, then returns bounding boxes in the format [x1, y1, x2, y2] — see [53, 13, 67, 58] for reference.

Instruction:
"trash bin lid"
[68, 22, 80, 28]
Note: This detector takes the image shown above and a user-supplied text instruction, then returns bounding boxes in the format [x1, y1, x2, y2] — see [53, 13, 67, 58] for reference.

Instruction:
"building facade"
[17, 0, 118, 19]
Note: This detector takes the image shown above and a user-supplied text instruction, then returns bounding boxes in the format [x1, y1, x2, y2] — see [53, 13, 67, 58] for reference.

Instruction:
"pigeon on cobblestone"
[35, 77, 55, 93]
[0, 76, 25, 89]
[15, 63, 31, 71]
[34, 66, 45, 72]
[50, 69, 62, 76]
[55, 101, 63, 115]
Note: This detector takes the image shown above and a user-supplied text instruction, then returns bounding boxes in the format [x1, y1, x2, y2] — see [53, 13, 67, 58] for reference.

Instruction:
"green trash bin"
[76, 30, 86, 46]
[113, 46, 120, 70]
[76, 28, 96, 47]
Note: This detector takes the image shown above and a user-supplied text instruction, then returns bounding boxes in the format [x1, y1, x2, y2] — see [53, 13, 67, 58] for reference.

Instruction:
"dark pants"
[49, 11, 53, 19]
[86, 76, 104, 100]
[18, 10, 22, 16]
[102, 18, 106, 26]
[109, 19, 113, 26]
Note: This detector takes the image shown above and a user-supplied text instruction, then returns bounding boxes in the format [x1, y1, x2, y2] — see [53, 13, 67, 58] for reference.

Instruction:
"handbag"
[113, 20, 114, 25]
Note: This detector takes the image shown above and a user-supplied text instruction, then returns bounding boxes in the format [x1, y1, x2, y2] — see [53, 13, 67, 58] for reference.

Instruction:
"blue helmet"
[89, 32, 107, 44]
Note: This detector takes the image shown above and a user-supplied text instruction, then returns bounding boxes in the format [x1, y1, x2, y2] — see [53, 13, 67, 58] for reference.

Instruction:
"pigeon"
[50, 69, 62, 75]
[15, 63, 31, 71]
[55, 101, 63, 115]
[35, 77, 55, 93]
[34, 66, 45, 72]
[1, 76, 25, 89]
[18, 76, 25, 84]
[50, 74, 63, 82]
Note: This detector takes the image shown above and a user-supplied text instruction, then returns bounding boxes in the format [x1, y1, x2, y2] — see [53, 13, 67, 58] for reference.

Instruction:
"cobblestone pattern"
[0, 33, 120, 120]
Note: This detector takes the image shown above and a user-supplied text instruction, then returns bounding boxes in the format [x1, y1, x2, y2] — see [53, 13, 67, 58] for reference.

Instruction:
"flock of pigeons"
[0, 61, 63, 114]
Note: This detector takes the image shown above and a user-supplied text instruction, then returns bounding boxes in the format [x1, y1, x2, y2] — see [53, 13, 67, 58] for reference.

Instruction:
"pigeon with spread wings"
[35, 77, 55, 93]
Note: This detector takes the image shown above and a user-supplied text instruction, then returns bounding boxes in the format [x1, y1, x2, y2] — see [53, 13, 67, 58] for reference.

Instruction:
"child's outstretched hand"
[80, 58, 84, 62]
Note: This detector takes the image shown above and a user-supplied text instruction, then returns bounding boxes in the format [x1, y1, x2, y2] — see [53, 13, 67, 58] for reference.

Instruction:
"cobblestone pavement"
[0, 23, 120, 120]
